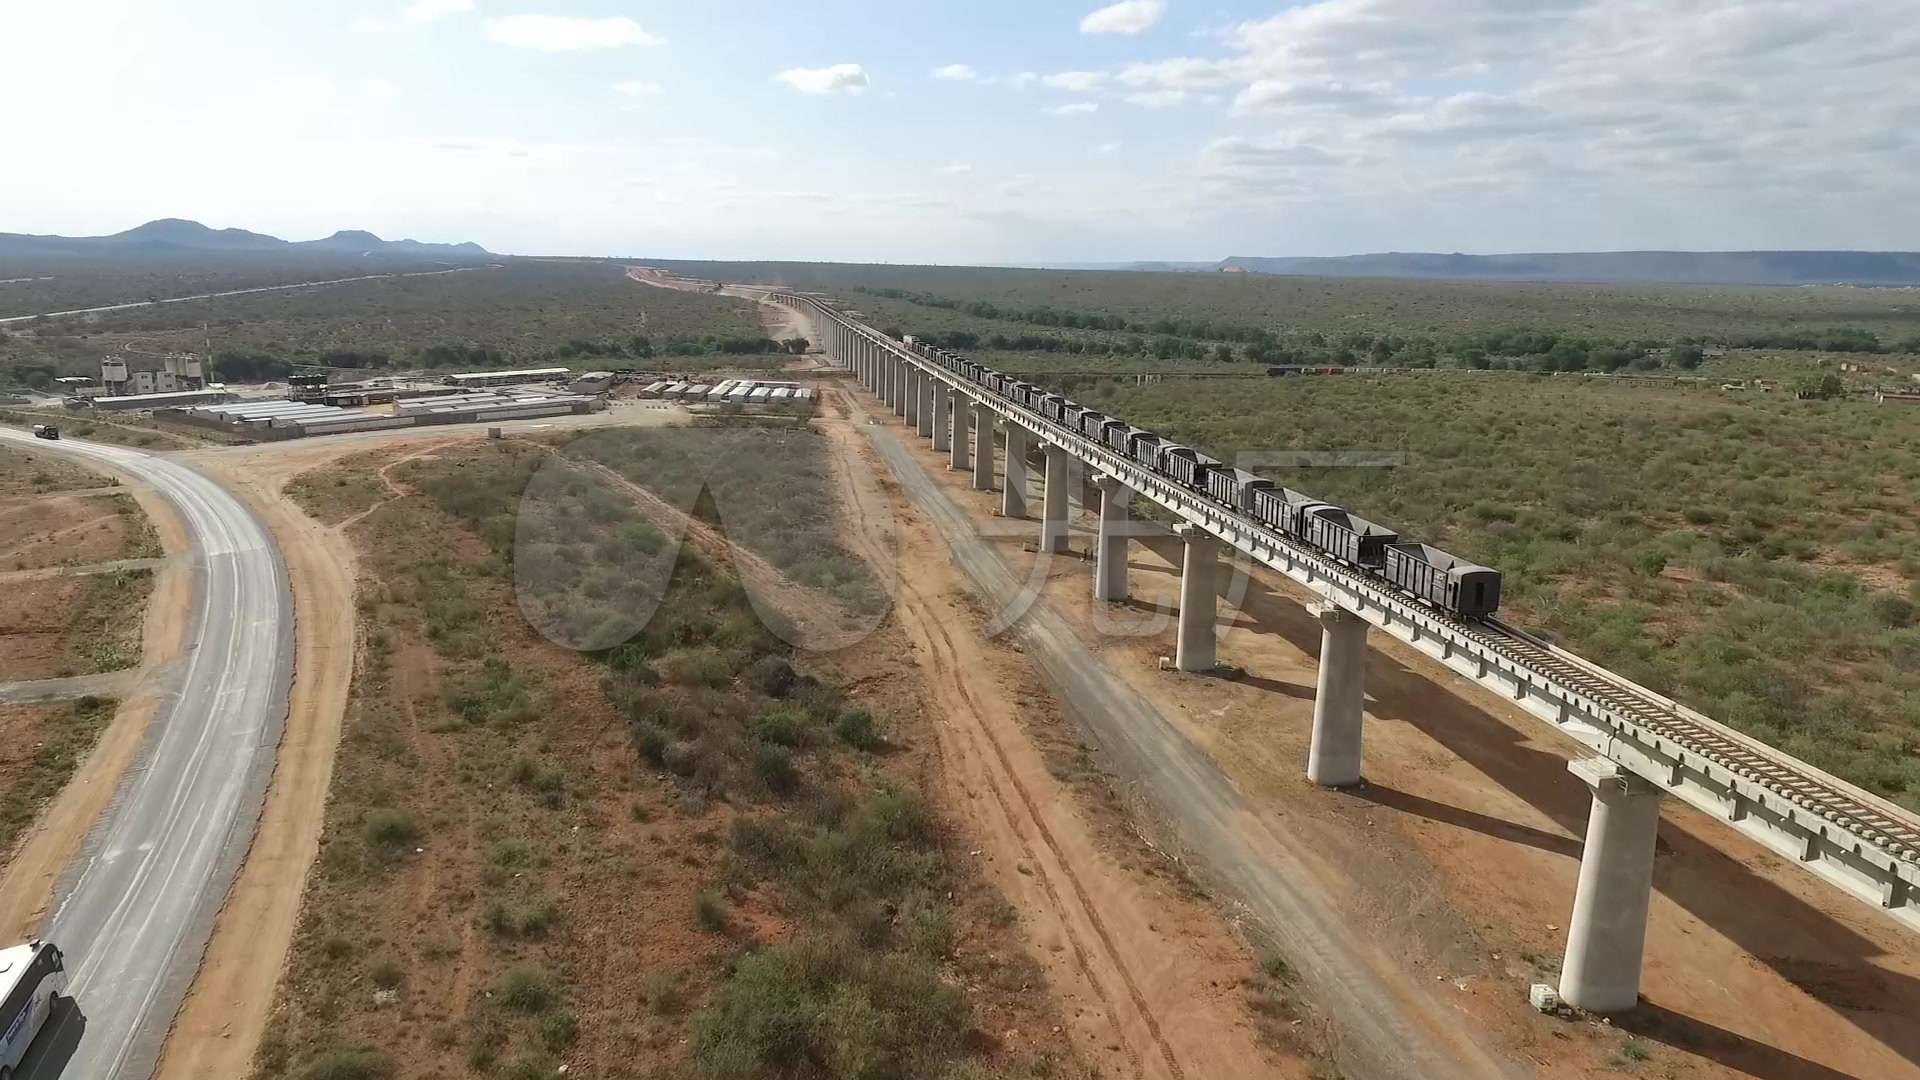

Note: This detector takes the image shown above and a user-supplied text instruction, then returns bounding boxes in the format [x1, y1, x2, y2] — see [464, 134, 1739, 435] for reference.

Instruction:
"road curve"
[0, 428, 293, 1080]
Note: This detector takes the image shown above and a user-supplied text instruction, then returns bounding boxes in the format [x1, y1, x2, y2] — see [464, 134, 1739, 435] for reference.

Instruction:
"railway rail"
[776, 290, 1920, 931]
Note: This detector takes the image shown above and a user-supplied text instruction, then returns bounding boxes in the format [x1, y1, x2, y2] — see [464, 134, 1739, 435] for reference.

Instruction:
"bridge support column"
[892, 359, 907, 416]
[1175, 525, 1217, 672]
[1002, 425, 1029, 518]
[972, 405, 994, 489]
[1040, 445, 1073, 553]
[932, 384, 951, 451]
[950, 394, 970, 470]
[917, 371, 934, 438]
[1306, 603, 1369, 787]
[903, 367, 920, 427]
[1559, 759, 1663, 1014]
[1094, 475, 1130, 602]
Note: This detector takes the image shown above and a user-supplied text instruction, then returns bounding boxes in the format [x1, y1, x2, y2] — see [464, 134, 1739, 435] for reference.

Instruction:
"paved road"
[0, 428, 293, 1080]
[0, 264, 491, 325]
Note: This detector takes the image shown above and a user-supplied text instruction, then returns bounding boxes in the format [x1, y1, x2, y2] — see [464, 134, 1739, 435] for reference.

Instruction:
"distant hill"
[1212, 251, 1920, 287]
[0, 218, 491, 260]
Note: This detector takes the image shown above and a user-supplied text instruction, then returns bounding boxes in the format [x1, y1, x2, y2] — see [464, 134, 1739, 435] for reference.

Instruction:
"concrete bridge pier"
[1559, 759, 1663, 1013]
[1175, 525, 1218, 671]
[932, 384, 951, 452]
[893, 359, 907, 416]
[1306, 603, 1369, 787]
[1094, 475, 1131, 602]
[903, 367, 920, 426]
[1041, 445, 1073, 553]
[972, 406, 994, 489]
[950, 397, 971, 470]
[1003, 425, 1029, 518]
[917, 373, 935, 438]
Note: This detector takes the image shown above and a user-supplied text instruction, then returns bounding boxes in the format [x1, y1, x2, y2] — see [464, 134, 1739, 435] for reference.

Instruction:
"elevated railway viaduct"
[776, 290, 1920, 1015]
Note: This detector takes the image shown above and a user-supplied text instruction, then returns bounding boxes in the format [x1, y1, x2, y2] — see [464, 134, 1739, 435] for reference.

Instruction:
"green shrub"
[485, 894, 559, 939]
[293, 1046, 392, 1080]
[368, 958, 405, 989]
[498, 1051, 561, 1080]
[540, 1008, 579, 1051]
[694, 889, 728, 931]
[363, 808, 418, 851]
[494, 964, 554, 1012]
[641, 970, 685, 1015]
[752, 710, 804, 747]
[754, 744, 798, 794]
[689, 941, 969, 1078]
[900, 893, 957, 958]
[636, 724, 670, 765]
[832, 708, 881, 751]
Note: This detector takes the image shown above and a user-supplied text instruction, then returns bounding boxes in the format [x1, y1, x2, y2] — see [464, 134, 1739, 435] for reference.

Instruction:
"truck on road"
[0, 940, 69, 1077]
[29, 424, 58, 440]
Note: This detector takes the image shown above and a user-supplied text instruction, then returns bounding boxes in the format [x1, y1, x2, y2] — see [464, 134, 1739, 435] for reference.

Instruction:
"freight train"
[902, 338, 1502, 619]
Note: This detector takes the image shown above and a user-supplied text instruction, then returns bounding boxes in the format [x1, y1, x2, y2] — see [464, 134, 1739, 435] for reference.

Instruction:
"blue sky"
[4, 0, 1918, 262]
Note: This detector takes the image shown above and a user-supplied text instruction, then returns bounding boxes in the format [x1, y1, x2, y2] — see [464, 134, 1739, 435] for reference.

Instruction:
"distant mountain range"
[1207, 251, 1920, 287]
[0, 218, 491, 260]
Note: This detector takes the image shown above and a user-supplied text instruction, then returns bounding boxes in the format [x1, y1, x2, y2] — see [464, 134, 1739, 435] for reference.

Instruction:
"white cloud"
[612, 81, 664, 99]
[1005, 72, 1041, 91]
[1047, 102, 1100, 116]
[482, 15, 664, 51]
[937, 162, 973, 175]
[932, 64, 979, 81]
[1080, 0, 1166, 35]
[1042, 71, 1106, 92]
[778, 64, 870, 96]
[1124, 90, 1188, 108]
[402, 0, 472, 23]
[1097, 141, 1124, 154]
[1115, 57, 1237, 92]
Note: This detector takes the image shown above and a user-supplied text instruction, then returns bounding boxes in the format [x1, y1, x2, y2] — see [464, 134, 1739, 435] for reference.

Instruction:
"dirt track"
[814, 406, 1286, 1077]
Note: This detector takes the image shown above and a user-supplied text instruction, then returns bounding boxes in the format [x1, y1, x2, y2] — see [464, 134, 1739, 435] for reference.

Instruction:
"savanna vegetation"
[0, 696, 117, 874]
[635, 262, 1920, 414]
[0, 443, 115, 495]
[0, 260, 783, 389]
[262, 439, 1073, 1080]
[0, 250, 467, 319]
[1078, 372, 1920, 808]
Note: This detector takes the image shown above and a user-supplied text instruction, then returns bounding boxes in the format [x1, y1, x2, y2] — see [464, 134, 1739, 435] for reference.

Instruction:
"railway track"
[1476, 618, 1920, 859]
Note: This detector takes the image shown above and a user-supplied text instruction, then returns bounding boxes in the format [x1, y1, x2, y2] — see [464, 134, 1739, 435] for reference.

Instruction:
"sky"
[3, 0, 1918, 263]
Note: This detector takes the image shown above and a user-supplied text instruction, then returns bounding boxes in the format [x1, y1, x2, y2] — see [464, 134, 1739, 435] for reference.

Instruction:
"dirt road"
[815, 400, 1287, 1079]
[833, 386, 1525, 1080]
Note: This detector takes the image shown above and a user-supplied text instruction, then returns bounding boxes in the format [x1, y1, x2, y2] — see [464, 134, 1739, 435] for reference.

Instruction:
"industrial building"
[99, 354, 207, 397]
[444, 367, 570, 388]
[168, 387, 601, 439]
[86, 389, 232, 411]
[568, 371, 615, 395]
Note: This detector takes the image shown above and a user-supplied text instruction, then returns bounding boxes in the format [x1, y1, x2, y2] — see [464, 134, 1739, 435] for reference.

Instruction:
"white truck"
[0, 940, 68, 1078]
[29, 425, 58, 441]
